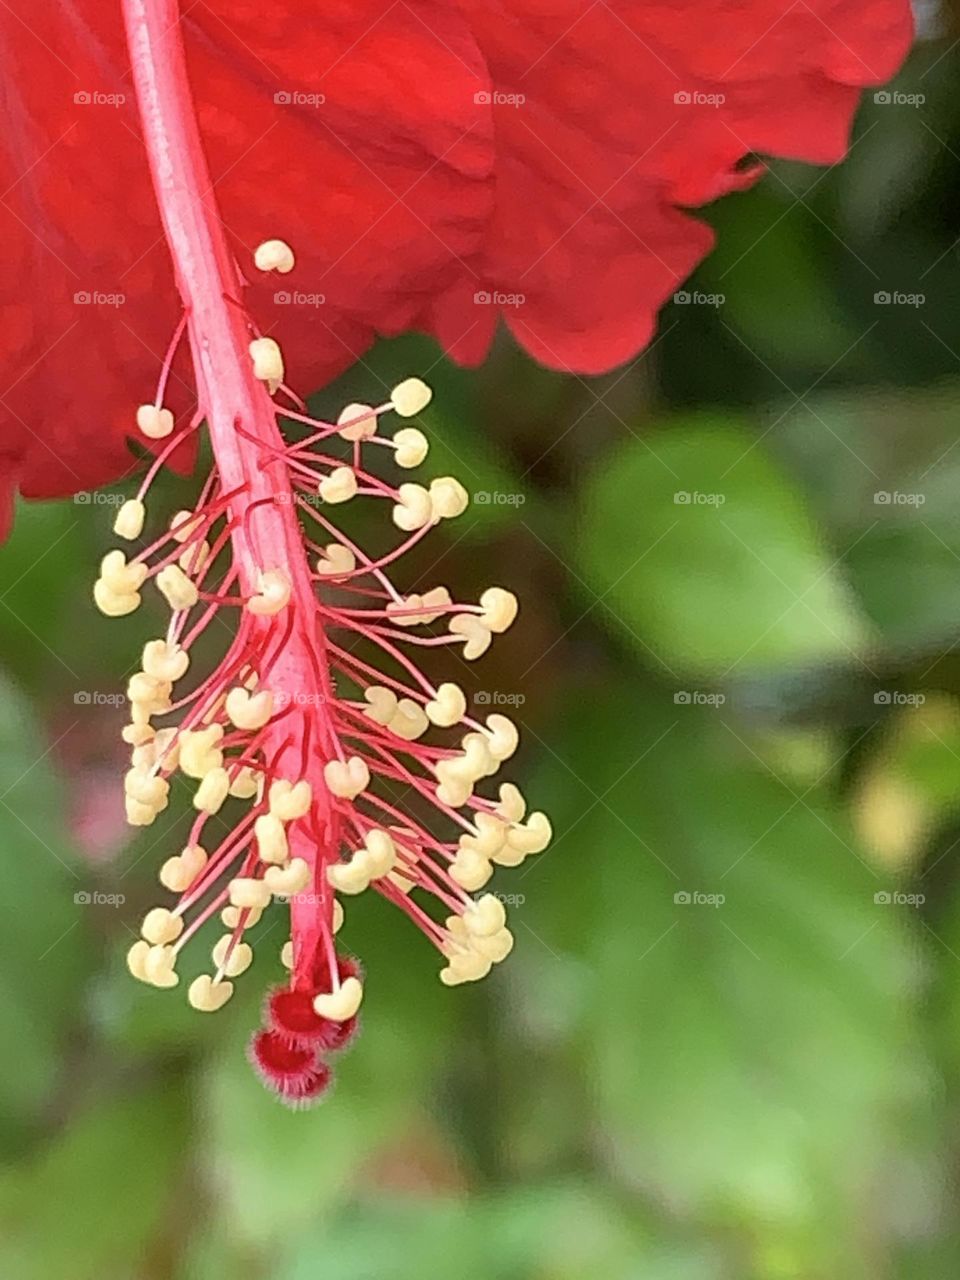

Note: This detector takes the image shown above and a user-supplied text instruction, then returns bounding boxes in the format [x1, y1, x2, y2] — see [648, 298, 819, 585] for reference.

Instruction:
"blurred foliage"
[5, 34, 960, 1280]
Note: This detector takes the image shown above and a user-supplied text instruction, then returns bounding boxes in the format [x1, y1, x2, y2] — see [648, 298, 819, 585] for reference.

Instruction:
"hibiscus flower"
[2, 0, 912, 1102]
[0, 0, 911, 512]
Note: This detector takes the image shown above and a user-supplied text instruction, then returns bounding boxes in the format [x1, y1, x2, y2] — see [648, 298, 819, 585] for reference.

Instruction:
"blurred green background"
[5, 35, 960, 1280]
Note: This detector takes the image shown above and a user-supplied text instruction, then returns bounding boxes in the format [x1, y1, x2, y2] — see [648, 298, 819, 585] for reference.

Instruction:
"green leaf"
[0, 675, 93, 1135]
[275, 1186, 720, 1280]
[577, 419, 872, 674]
[0, 1085, 187, 1280]
[527, 684, 930, 1276]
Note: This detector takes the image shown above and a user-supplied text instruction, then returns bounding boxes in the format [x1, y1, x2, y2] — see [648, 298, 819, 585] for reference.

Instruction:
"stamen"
[112, 0, 551, 1105]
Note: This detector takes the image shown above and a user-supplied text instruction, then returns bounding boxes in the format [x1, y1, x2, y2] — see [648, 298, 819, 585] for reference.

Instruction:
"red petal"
[435, 0, 914, 373]
[0, 0, 911, 498]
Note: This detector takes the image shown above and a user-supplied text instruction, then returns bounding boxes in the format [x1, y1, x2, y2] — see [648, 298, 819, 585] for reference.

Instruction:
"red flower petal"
[0, 0, 911, 502]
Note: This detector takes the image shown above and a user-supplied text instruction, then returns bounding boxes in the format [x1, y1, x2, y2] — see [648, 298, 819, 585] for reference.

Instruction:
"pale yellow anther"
[188, 974, 234, 1011]
[160, 844, 207, 893]
[426, 682, 466, 728]
[179, 725, 224, 778]
[333, 899, 344, 933]
[439, 950, 492, 986]
[363, 685, 398, 724]
[364, 829, 396, 878]
[268, 779, 312, 821]
[315, 543, 356, 577]
[229, 766, 261, 799]
[122, 723, 155, 748]
[429, 476, 469, 520]
[502, 811, 552, 856]
[319, 465, 358, 504]
[460, 812, 508, 858]
[472, 927, 514, 963]
[229, 876, 272, 911]
[114, 498, 146, 540]
[142, 639, 189, 683]
[450, 613, 492, 660]
[255, 812, 289, 865]
[326, 856, 371, 895]
[225, 686, 274, 731]
[127, 671, 173, 714]
[449, 846, 494, 891]
[101, 549, 148, 594]
[457, 733, 496, 780]
[390, 377, 432, 417]
[326, 834, 394, 893]
[222, 903, 263, 929]
[313, 975, 363, 1020]
[212, 933, 253, 977]
[254, 238, 295, 274]
[337, 402, 377, 441]
[495, 782, 526, 823]
[264, 857, 311, 896]
[136, 403, 174, 439]
[389, 698, 429, 741]
[93, 579, 141, 617]
[169, 510, 203, 543]
[249, 336, 284, 388]
[483, 714, 519, 762]
[125, 795, 159, 826]
[464, 893, 507, 937]
[393, 427, 428, 468]
[479, 587, 518, 634]
[281, 940, 294, 969]
[141, 906, 183, 946]
[392, 483, 433, 532]
[247, 568, 291, 616]
[124, 767, 170, 811]
[126, 939, 151, 983]
[194, 766, 230, 814]
[144, 943, 179, 988]
[435, 760, 474, 809]
[157, 564, 199, 612]
[323, 756, 369, 799]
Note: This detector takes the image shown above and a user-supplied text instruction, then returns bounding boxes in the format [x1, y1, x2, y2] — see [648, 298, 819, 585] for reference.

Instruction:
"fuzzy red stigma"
[250, 1031, 333, 1107]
